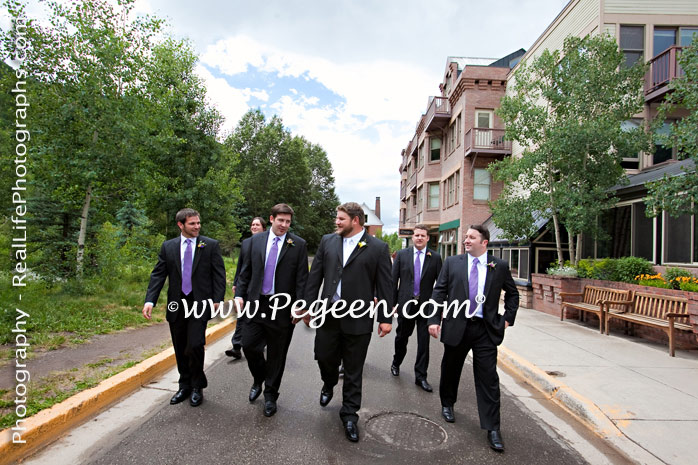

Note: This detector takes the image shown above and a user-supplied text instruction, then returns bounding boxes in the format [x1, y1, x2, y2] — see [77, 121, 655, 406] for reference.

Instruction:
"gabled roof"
[361, 203, 383, 227]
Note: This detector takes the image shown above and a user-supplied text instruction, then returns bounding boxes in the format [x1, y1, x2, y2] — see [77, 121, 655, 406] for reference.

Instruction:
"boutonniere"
[197, 241, 207, 248]
[358, 241, 367, 248]
[487, 261, 496, 269]
[426, 251, 432, 257]
[286, 238, 295, 246]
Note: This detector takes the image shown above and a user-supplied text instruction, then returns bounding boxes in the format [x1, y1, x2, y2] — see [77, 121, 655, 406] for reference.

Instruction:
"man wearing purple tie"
[390, 225, 442, 392]
[143, 208, 226, 407]
[234, 204, 308, 417]
[428, 225, 519, 452]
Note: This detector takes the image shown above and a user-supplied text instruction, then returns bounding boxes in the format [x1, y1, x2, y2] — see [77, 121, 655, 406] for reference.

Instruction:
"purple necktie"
[414, 250, 422, 297]
[262, 237, 280, 295]
[469, 257, 479, 316]
[182, 239, 193, 295]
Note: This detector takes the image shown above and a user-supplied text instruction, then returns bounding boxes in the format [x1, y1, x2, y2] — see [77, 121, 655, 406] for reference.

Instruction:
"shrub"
[575, 259, 595, 278]
[664, 267, 694, 290]
[614, 257, 654, 283]
[679, 280, 698, 292]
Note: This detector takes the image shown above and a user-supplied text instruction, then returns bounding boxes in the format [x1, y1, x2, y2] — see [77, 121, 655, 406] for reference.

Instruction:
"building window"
[417, 186, 423, 212]
[439, 228, 458, 258]
[427, 182, 439, 210]
[664, 211, 694, 264]
[632, 203, 654, 261]
[620, 119, 641, 170]
[455, 171, 460, 204]
[430, 137, 441, 162]
[473, 168, 491, 201]
[620, 25, 644, 67]
[654, 121, 676, 165]
[680, 27, 698, 46]
[456, 114, 462, 147]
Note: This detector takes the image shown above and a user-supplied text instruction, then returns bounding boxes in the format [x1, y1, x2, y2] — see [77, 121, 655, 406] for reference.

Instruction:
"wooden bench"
[604, 291, 690, 357]
[560, 286, 631, 333]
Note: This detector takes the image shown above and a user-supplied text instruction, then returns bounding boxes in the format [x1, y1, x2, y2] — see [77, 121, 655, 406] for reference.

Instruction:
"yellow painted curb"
[498, 345, 622, 438]
[0, 318, 235, 465]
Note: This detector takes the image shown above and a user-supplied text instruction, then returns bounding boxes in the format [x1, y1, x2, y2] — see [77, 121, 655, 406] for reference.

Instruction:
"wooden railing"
[646, 46, 684, 95]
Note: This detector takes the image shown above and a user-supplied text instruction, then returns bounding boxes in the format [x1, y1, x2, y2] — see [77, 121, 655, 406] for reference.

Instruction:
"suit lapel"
[258, 231, 270, 264]
[277, 235, 290, 265]
[421, 248, 431, 278]
[407, 247, 415, 280]
[344, 231, 368, 268]
[461, 254, 470, 298]
[192, 237, 203, 274]
[173, 238, 183, 278]
[483, 254, 495, 298]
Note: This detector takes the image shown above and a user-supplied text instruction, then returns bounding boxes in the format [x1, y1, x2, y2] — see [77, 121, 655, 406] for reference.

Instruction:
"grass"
[0, 339, 173, 430]
[0, 256, 238, 361]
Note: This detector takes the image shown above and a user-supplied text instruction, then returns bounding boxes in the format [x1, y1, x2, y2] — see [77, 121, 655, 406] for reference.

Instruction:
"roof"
[446, 56, 498, 70]
[361, 203, 383, 227]
[483, 211, 549, 244]
[613, 159, 695, 191]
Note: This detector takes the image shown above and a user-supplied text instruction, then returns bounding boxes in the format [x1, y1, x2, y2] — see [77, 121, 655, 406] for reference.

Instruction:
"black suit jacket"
[232, 236, 252, 297]
[305, 231, 393, 335]
[392, 246, 442, 317]
[428, 254, 518, 346]
[235, 231, 309, 327]
[145, 235, 227, 322]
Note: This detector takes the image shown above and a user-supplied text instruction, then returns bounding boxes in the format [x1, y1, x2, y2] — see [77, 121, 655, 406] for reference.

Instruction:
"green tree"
[491, 34, 649, 265]
[226, 110, 338, 251]
[645, 39, 698, 217]
[1, 0, 164, 275]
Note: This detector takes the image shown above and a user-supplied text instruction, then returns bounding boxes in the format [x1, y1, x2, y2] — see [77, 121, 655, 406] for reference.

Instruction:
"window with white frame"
[473, 168, 491, 201]
[620, 25, 644, 67]
[428, 182, 439, 210]
[430, 137, 441, 162]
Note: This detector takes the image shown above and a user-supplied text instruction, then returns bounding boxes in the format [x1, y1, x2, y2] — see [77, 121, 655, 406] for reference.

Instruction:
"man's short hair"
[337, 202, 365, 226]
[414, 224, 429, 234]
[271, 203, 294, 218]
[469, 224, 490, 242]
[176, 208, 200, 224]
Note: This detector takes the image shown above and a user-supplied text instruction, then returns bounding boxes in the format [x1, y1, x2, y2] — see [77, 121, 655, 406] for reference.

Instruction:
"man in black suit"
[305, 202, 393, 443]
[235, 204, 308, 417]
[143, 208, 226, 407]
[391, 224, 442, 392]
[428, 225, 519, 452]
[226, 217, 266, 359]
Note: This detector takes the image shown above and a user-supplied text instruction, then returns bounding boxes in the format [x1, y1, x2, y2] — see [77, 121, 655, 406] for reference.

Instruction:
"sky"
[8, 0, 570, 232]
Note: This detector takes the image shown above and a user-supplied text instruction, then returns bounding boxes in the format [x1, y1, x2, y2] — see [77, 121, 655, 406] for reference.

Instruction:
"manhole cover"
[365, 412, 447, 450]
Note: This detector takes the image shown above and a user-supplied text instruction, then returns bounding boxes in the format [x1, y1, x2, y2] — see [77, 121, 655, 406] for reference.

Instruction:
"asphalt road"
[60, 321, 597, 465]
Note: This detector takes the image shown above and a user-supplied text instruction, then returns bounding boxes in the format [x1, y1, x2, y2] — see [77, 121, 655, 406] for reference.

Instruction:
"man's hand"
[234, 297, 244, 315]
[142, 303, 153, 320]
[428, 324, 440, 339]
[377, 323, 392, 337]
[505, 321, 510, 329]
[302, 314, 312, 327]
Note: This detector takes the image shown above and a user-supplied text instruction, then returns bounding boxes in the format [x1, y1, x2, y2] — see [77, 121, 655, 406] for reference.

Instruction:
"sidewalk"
[500, 307, 698, 465]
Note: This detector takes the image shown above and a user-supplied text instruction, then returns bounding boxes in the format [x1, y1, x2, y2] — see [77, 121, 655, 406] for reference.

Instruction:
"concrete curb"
[498, 345, 664, 465]
[0, 319, 235, 465]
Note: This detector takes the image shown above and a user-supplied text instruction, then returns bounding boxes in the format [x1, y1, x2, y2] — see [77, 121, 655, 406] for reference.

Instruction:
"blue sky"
[9, 0, 570, 231]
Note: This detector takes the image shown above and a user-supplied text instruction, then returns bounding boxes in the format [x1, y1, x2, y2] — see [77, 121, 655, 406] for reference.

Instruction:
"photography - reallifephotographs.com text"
[10, 10, 30, 445]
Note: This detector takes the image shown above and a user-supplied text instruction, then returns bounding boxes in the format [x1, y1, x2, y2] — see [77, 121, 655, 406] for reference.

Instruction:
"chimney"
[375, 197, 381, 219]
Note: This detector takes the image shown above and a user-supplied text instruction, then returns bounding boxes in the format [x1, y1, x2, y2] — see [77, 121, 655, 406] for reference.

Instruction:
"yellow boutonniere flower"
[358, 241, 367, 248]
[197, 241, 207, 248]
[287, 238, 295, 246]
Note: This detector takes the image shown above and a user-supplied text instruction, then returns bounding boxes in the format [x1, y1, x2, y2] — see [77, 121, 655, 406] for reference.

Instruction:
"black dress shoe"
[441, 406, 455, 423]
[343, 420, 359, 442]
[416, 379, 433, 392]
[170, 388, 191, 405]
[390, 364, 400, 376]
[320, 385, 333, 407]
[225, 345, 242, 359]
[189, 388, 203, 407]
[264, 400, 277, 417]
[487, 430, 504, 452]
[249, 383, 262, 402]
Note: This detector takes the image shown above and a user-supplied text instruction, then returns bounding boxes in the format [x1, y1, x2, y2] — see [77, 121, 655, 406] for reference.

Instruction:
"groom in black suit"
[428, 225, 518, 452]
[143, 208, 226, 407]
[304, 202, 393, 443]
[235, 203, 308, 417]
[390, 224, 442, 392]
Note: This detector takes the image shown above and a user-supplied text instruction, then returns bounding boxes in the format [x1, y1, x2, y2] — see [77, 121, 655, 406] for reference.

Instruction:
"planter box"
[531, 274, 698, 347]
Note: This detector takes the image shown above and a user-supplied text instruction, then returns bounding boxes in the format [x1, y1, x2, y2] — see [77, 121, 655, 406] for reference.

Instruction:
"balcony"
[400, 182, 406, 200]
[425, 97, 451, 132]
[645, 46, 684, 102]
[408, 171, 417, 191]
[464, 128, 511, 156]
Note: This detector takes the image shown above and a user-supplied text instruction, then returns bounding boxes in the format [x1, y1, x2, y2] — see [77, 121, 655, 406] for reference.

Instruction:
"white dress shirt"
[334, 228, 365, 301]
[468, 251, 488, 318]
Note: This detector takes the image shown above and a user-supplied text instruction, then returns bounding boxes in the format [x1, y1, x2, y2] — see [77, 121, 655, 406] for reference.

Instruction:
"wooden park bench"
[560, 285, 631, 333]
[604, 291, 690, 357]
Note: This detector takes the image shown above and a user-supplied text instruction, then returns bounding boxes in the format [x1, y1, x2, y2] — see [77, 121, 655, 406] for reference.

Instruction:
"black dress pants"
[392, 312, 430, 381]
[169, 293, 208, 390]
[439, 318, 500, 430]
